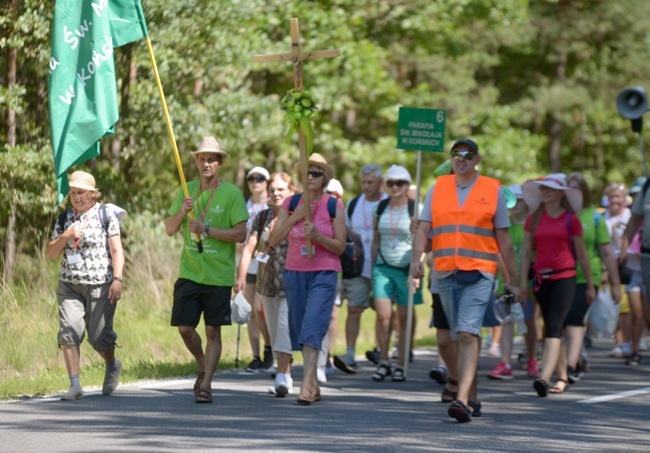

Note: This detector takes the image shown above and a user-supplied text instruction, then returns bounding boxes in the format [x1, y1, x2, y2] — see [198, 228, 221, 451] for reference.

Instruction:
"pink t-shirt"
[525, 210, 583, 280]
[282, 194, 343, 272]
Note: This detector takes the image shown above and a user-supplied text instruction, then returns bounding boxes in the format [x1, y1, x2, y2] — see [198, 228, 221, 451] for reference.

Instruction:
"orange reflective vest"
[431, 175, 501, 274]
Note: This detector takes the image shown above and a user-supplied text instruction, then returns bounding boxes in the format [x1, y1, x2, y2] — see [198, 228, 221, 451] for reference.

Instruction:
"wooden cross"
[253, 18, 340, 257]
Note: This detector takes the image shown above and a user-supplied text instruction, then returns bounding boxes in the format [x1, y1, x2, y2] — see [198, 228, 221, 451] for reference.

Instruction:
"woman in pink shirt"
[520, 174, 594, 397]
[269, 154, 346, 405]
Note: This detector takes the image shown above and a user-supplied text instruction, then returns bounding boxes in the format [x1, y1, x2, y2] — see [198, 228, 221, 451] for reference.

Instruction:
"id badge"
[66, 251, 83, 265]
[301, 246, 316, 256]
[256, 253, 270, 264]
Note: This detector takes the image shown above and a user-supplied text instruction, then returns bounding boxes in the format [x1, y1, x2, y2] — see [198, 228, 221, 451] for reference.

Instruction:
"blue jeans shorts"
[437, 272, 494, 340]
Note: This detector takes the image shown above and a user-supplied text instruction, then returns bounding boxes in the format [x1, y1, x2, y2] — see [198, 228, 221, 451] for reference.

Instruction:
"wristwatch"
[114, 276, 123, 283]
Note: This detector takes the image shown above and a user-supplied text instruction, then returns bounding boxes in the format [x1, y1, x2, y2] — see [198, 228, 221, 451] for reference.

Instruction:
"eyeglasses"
[308, 171, 325, 178]
[247, 175, 267, 183]
[386, 180, 409, 188]
[451, 150, 478, 161]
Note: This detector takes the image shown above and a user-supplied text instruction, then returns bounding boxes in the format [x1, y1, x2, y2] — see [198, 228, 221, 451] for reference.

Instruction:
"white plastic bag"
[230, 291, 252, 325]
[587, 285, 620, 339]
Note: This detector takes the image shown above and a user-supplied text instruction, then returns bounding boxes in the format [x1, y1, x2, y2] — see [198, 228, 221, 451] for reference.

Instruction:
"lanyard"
[361, 196, 372, 232]
[195, 179, 220, 222]
[389, 201, 406, 241]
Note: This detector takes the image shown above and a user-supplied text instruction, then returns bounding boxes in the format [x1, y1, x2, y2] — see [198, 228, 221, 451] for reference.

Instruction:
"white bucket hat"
[522, 173, 582, 212]
[385, 165, 412, 184]
[190, 136, 227, 157]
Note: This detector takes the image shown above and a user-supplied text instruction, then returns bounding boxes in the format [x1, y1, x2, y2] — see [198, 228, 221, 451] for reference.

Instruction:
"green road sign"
[397, 107, 446, 152]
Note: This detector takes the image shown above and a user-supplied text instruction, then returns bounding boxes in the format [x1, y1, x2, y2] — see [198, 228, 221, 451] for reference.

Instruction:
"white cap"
[246, 166, 270, 180]
[326, 179, 344, 197]
[385, 165, 412, 184]
[508, 184, 523, 199]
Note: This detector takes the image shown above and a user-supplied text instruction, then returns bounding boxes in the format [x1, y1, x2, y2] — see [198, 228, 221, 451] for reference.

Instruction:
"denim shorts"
[282, 270, 338, 351]
[437, 273, 494, 340]
[626, 270, 644, 294]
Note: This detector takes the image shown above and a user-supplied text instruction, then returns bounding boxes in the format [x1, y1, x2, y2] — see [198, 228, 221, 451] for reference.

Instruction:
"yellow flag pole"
[145, 37, 202, 252]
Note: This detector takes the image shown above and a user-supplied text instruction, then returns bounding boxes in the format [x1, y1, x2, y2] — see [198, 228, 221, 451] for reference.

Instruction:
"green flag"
[49, 0, 148, 203]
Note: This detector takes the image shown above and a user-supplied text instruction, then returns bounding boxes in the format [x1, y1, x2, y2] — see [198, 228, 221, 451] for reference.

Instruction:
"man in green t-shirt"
[165, 136, 249, 404]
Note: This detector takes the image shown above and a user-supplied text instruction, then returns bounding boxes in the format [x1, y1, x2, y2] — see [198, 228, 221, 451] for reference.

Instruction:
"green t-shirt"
[168, 180, 249, 286]
[576, 205, 611, 285]
[497, 220, 525, 291]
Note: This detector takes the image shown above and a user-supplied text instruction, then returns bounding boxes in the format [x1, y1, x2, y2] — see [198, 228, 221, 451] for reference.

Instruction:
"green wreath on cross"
[281, 89, 319, 153]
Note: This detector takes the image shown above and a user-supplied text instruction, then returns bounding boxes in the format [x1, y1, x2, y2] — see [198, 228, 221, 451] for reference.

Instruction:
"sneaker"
[333, 353, 357, 374]
[429, 366, 448, 385]
[325, 361, 335, 377]
[365, 348, 380, 364]
[317, 367, 327, 384]
[526, 358, 540, 378]
[626, 353, 642, 366]
[639, 338, 649, 352]
[61, 385, 83, 401]
[102, 360, 122, 396]
[246, 356, 263, 373]
[391, 347, 399, 360]
[274, 373, 293, 397]
[487, 362, 513, 380]
[487, 343, 501, 358]
[262, 365, 277, 375]
[621, 342, 633, 358]
[567, 366, 581, 384]
[261, 346, 274, 371]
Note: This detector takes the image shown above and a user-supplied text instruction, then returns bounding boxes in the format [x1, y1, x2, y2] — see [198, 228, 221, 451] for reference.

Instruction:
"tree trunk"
[4, 0, 18, 282]
[548, 0, 569, 173]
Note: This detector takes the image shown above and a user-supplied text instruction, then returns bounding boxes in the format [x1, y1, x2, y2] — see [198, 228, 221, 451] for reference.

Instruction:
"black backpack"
[56, 203, 110, 234]
[288, 194, 364, 279]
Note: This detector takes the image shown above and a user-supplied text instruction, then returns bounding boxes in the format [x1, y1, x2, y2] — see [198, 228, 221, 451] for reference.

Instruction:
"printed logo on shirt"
[475, 197, 490, 206]
[211, 204, 224, 214]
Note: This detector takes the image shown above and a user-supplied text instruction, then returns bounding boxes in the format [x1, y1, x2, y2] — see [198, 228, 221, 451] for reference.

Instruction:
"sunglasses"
[308, 171, 325, 178]
[386, 180, 409, 188]
[247, 175, 267, 183]
[451, 150, 478, 161]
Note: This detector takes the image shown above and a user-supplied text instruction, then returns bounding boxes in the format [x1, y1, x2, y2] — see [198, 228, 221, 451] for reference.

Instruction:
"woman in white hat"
[370, 165, 422, 383]
[269, 153, 346, 405]
[46, 171, 125, 401]
[520, 173, 594, 397]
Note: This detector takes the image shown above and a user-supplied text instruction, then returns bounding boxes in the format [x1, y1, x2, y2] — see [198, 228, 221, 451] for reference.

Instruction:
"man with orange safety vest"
[412, 138, 521, 423]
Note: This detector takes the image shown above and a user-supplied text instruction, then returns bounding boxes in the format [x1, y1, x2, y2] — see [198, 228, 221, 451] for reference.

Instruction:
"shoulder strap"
[256, 209, 270, 237]
[56, 210, 68, 233]
[347, 195, 361, 221]
[565, 211, 576, 260]
[376, 198, 390, 218]
[98, 203, 109, 233]
[327, 196, 337, 221]
[288, 193, 302, 213]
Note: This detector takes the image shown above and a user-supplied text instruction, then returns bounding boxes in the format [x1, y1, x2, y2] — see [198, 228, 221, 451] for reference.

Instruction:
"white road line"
[577, 387, 650, 404]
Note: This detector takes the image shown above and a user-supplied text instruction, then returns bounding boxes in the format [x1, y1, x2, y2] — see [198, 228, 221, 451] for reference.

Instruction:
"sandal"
[533, 378, 549, 398]
[448, 399, 472, 423]
[392, 367, 406, 382]
[468, 400, 482, 417]
[297, 388, 320, 405]
[549, 378, 569, 394]
[441, 378, 458, 403]
[372, 363, 392, 382]
[195, 388, 212, 404]
[193, 371, 205, 397]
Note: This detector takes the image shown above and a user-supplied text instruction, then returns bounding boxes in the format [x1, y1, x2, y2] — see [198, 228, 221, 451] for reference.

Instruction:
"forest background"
[2, 0, 650, 396]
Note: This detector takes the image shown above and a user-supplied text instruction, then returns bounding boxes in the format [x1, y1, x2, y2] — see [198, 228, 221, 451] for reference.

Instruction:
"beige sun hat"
[522, 173, 583, 212]
[68, 171, 101, 196]
[190, 136, 228, 157]
[293, 153, 335, 183]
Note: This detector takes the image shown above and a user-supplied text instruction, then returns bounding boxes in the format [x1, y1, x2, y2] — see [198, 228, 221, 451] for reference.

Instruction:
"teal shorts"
[372, 263, 423, 306]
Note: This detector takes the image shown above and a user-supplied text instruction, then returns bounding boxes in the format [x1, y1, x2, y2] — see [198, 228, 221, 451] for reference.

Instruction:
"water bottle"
[512, 302, 528, 334]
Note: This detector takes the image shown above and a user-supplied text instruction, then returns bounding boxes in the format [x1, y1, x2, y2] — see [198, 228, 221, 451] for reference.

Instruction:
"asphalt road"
[0, 339, 649, 452]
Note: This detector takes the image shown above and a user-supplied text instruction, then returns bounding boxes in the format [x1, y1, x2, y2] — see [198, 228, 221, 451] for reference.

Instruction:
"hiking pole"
[235, 324, 241, 369]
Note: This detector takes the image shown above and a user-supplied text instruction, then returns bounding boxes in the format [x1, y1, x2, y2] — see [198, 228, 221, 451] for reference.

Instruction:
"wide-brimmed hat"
[68, 171, 101, 196]
[522, 173, 582, 212]
[190, 136, 228, 157]
[293, 153, 335, 182]
[385, 165, 412, 184]
[246, 166, 270, 180]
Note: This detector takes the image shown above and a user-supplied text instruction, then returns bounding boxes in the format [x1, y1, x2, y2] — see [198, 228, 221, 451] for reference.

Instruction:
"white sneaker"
[317, 367, 327, 384]
[488, 343, 501, 358]
[611, 344, 625, 358]
[639, 338, 649, 351]
[274, 373, 293, 397]
[621, 342, 633, 357]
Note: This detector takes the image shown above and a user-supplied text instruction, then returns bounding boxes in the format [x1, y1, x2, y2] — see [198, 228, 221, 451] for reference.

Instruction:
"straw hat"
[522, 173, 582, 212]
[68, 171, 101, 196]
[190, 136, 227, 157]
[293, 153, 335, 183]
